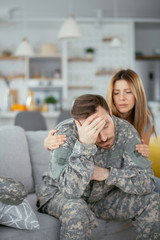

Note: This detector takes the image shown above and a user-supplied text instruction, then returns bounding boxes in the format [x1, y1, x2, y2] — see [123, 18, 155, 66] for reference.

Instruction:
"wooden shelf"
[95, 70, 116, 76]
[68, 57, 93, 62]
[68, 85, 93, 90]
[136, 55, 160, 60]
[0, 55, 61, 60]
[29, 54, 61, 58]
[0, 75, 25, 80]
[0, 56, 25, 60]
[102, 37, 113, 42]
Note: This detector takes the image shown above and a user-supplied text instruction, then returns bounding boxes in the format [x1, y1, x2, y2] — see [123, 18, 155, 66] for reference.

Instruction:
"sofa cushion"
[25, 130, 50, 187]
[0, 199, 39, 230]
[0, 126, 34, 193]
[0, 193, 60, 240]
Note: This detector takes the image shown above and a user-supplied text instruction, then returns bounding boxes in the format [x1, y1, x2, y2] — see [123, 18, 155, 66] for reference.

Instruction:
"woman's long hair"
[107, 69, 156, 138]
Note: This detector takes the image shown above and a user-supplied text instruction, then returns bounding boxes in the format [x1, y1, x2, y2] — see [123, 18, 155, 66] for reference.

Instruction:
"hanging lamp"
[57, 15, 83, 39]
[15, 0, 34, 56]
[110, 0, 122, 48]
[110, 36, 121, 47]
[15, 37, 34, 56]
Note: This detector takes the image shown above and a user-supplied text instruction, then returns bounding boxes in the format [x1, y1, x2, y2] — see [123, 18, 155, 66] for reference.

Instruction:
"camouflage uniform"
[37, 116, 160, 240]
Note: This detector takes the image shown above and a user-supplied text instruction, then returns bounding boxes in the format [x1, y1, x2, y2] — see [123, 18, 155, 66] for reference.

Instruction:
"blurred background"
[0, 0, 160, 132]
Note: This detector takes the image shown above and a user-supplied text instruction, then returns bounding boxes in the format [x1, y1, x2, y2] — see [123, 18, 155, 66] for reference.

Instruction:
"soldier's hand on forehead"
[75, 113, 106, 145]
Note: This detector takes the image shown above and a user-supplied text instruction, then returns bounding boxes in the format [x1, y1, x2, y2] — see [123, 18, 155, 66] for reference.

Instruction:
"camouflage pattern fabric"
[37, 116, 160, 240]
[0, 176, 27, 205]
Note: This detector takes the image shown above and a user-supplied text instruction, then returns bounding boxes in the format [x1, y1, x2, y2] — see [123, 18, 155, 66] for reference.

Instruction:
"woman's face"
[113, 79, 135, 117]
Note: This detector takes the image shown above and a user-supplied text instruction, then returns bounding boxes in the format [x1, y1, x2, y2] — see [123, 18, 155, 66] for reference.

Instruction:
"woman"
[107, 69, 156, 157]
[44, 69, 156, 158]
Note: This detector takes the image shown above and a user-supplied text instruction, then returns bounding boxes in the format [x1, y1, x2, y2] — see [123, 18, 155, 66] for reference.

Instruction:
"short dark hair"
[71, 94, 110, 120]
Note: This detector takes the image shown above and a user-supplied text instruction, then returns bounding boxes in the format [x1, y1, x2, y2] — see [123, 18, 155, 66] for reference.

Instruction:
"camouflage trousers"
[43, 188, 160, 240]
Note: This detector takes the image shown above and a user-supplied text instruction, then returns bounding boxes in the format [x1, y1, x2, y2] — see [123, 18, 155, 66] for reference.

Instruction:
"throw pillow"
[0, 199, 39, 230]
[0, 176, 27, 205]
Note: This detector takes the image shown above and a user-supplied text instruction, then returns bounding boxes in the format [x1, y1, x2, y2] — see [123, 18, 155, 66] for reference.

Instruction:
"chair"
[14, 111, 47, 131]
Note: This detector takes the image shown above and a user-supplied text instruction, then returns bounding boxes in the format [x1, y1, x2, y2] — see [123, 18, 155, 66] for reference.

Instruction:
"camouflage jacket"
[37, 116, 156, 208]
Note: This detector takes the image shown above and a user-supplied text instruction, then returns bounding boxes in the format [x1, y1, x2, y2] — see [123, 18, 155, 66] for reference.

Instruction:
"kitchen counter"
[0, 111, 61, 130]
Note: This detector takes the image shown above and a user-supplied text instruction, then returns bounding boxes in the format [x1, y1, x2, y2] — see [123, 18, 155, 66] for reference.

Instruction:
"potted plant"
[85, 47, 95, 59]
[44, 95, 58, 111]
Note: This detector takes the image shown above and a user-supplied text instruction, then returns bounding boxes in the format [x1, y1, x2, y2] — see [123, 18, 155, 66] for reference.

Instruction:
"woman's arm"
[44, 129, 66, 150]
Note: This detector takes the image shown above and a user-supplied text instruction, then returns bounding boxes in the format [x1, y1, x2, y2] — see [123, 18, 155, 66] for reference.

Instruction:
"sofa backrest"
[25, 130, 50, 188]
[0, 126, 34, 193]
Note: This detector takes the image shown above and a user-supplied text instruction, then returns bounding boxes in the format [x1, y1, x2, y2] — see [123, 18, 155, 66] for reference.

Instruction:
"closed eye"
[113, 92, 119, 95]
[126, 91, 132, 94]
[103, 123, 109, 129]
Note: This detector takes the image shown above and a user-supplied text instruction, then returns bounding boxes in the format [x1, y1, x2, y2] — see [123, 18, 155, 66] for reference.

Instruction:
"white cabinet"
[26, 55, 64, 109]
[0, 55, 65, 109]
[27, 55, 62, 80]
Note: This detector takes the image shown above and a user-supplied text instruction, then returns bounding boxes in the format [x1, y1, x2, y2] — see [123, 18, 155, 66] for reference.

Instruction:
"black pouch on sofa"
[0, 176, 27, 205]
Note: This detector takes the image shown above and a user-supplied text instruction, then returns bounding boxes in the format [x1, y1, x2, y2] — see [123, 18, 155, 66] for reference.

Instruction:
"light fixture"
[110, 36, 121, 47]
[57, 14, 83, 40]
[110, 0, 122, 48]
[15, 0, 34, 56]
[15, 37, 34, 56]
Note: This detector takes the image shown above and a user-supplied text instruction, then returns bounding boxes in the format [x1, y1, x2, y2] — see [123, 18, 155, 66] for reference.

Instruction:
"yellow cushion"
[149, 136, 160, 178]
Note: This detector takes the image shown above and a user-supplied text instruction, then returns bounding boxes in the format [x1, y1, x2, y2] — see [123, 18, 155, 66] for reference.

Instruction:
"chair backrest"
[56, 110, 72, 125]
[14, 111, 47, 131]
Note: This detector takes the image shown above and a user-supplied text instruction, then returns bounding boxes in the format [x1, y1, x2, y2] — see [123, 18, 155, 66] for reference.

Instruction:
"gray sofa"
[0, 125, 137, 240]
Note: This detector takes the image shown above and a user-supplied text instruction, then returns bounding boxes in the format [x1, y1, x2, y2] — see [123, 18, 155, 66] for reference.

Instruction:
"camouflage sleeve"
[105, 126, 156, 195]
[51, 140, 97, 199]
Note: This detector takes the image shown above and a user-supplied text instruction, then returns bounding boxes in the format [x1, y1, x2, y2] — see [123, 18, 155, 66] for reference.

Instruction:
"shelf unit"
[0, 54, 64, 109]
[29, 86, 63, 109]
[27, 55, 62, 79]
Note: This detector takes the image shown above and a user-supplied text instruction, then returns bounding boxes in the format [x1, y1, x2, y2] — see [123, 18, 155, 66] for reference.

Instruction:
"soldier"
[37, 94, 160, 240]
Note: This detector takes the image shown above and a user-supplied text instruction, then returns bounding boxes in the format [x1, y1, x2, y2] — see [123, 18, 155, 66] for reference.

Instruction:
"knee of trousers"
[135, 192, 160, 220]
[62, 198, 90, 218]
[60, 198, 96, 226]
[146, 192, 160, 212]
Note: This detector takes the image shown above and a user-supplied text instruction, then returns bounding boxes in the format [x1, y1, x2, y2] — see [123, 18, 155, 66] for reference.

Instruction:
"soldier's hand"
[91, 165, 110, 181]
[75, 113, 105, 145]
[44, 129, 66, 150]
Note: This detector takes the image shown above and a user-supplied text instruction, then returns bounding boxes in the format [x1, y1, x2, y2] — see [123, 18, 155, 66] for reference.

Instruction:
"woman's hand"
[44, 129, 66, 150]
[136, 139, 150, 158]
